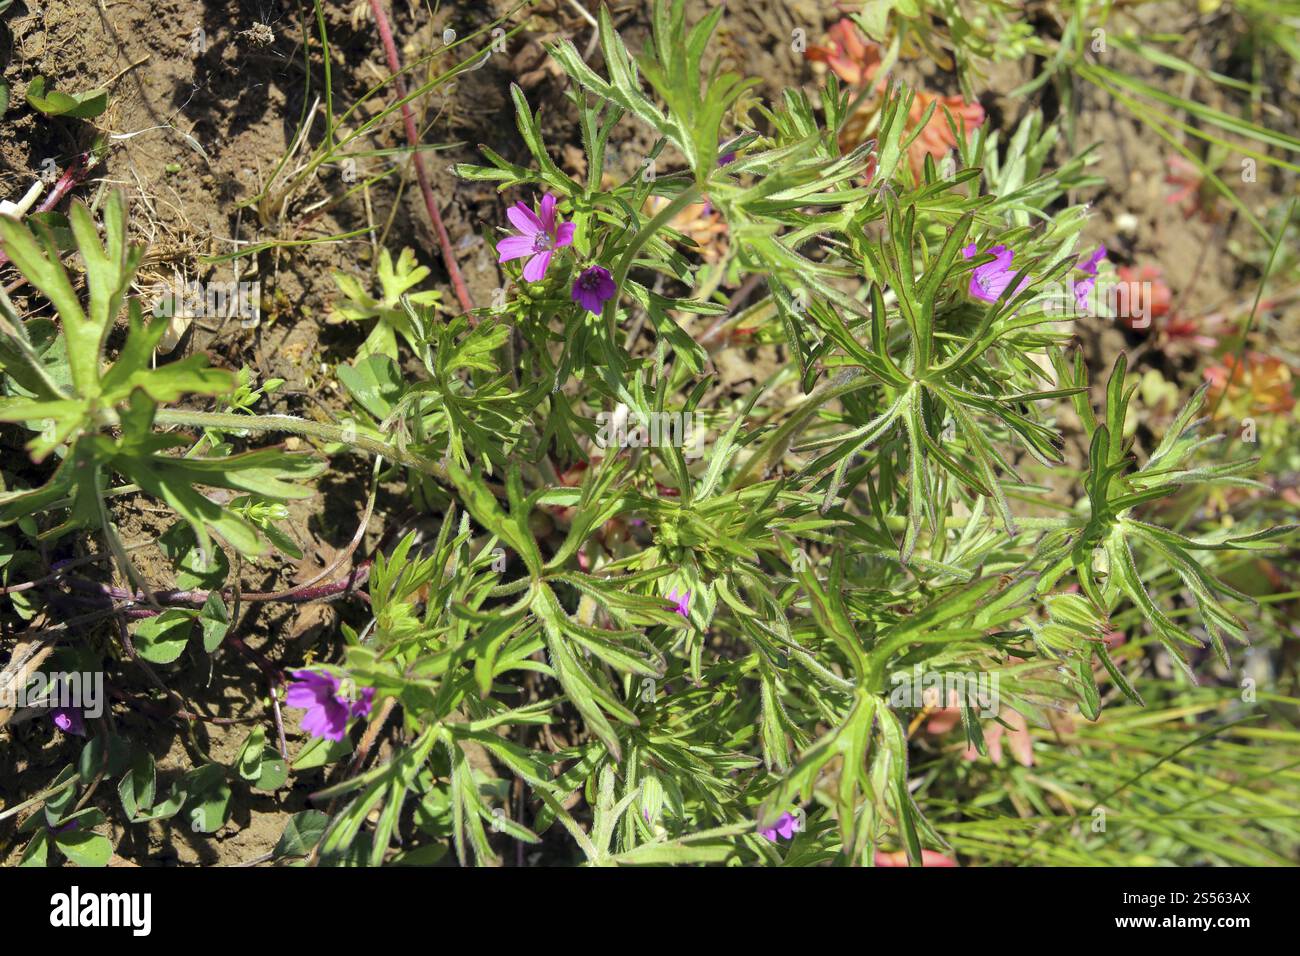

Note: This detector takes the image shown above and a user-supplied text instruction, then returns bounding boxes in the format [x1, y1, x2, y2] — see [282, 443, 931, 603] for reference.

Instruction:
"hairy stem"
[68, 562, 370, 608]
[368, 0, 476, 316]
[600, 182, 704, 343]
[152, 408, 451, 482]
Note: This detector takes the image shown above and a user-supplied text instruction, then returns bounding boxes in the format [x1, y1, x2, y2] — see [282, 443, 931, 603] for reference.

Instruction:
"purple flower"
[962, 243, 1031, 303]
[351, 687, 375, 719]
[1078, 244, 1107, 276]
[496, 193, 575, 282]
[51, 706, 85, 737]
[571, 265, 616, 314]
[759, 811, 800, 842]
[1073, 245, 1107, 312]
[286, 670, 374, 742]
[718, 137, 740, 166]
[666, 588, 691, 618]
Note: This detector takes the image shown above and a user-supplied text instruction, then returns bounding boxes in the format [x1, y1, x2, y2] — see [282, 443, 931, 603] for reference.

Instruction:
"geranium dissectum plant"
[0, 0, 1294, 872]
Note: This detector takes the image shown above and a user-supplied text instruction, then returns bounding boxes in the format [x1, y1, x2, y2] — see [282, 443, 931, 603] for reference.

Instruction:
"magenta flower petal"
[283, 685, 327, 710]
[965, 242, 1030, 303]
[758, 811, 798, 842]
[666, 587, 691, 618]
[51, 707, 86, 736]
[507, 202, 544, 236]
[572, 286, 598, 313]
[1074, 277, 1093, 309]
[985, 244, 1014, 268]
[299, 698, 350, 742]
[1072, 246, 1106, 313]
[572, 265, 616, 314]
[350, 687, 376, 718]
[500, 193, 574, 283]
[496, 235, 536, 263]
[523, 250, 553, 283]
[538, 193, 558, 233]
[1079, 244, 1107, 276]
[286, 670, 336, 707]
[975, 269, 1026, 302]
[287, 670, 370, 742]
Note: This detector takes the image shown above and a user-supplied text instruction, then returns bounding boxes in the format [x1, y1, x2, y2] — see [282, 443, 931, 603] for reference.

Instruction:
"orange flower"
[1161, 314, 1220, 350]
[1114, 264, 1172, 332]
[923, 688, 962, 734]
[966, 709, 1034, 767]
[804, 18, 882, 87]
[904, 90, 984, 180]
[1205, 353, 1296, 417]
[923, 695, 1034, 766]
[805, 19, 983, 181]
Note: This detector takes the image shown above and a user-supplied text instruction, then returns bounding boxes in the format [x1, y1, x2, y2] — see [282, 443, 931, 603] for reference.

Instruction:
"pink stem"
[367, 0, 476, 317]
[0, 153, 91, 269]
[36, 153, 91, 214]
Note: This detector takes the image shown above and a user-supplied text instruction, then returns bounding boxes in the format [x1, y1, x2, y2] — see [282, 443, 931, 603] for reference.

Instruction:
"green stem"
[0, 774, 79, 822]
[728, 369, 870, 490]
[876, 515, 1075, 532]
[601, 182, 704, 343]
[864, 630, 986, 694]
[152, 408, 451, 483]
